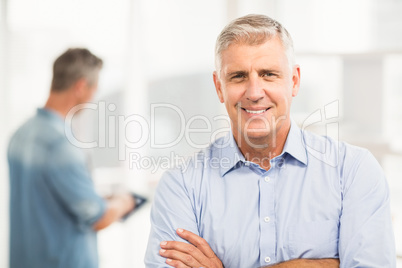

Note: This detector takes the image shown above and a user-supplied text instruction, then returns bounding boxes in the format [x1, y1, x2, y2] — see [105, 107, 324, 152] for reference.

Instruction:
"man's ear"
[73, 78, 88, 98]
[213, 71, 224, 103]
[291, 65, 301, 97]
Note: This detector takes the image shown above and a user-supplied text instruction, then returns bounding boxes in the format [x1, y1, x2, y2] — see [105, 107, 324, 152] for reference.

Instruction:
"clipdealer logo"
[64, 100, 340, 172]
[64, 102, 231, 161]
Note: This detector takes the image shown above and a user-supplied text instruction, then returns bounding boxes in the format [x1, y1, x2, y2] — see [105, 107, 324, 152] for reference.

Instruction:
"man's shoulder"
[301, 129, 374, 170]
[8, 113, 79, 163]
[11, 113, 64, 143]
[158, 135, 228, 184]
[183, 135, 228, 168]
[303, 131, 389, 201]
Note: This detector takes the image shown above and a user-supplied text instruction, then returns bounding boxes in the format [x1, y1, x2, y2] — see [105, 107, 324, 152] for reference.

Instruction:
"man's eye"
[262, 73, 276, 77]
[232, 74, 245, 79]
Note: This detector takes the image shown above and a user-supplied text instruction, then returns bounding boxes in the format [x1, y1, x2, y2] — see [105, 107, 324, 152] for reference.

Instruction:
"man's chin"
[244, 129, 273, 140]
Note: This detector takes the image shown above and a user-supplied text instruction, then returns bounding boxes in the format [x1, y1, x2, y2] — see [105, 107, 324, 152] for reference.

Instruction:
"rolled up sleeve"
[45, 142, 106, 228]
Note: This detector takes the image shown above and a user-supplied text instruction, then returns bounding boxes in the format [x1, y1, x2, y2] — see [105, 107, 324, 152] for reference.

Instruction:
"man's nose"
[244, 75, 264, 102]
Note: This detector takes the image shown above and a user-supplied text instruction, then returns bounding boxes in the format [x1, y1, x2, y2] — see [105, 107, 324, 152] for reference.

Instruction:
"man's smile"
[239, 106, 271, 116]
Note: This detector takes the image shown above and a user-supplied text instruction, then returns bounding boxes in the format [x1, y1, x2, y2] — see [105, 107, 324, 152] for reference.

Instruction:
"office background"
[1, 0, 402, 267]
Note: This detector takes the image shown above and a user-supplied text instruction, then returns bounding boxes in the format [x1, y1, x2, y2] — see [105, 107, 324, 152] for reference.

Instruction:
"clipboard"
[121, 192, 148, 221]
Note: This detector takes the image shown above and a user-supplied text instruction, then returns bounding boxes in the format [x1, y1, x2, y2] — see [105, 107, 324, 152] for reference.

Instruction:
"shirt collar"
[282, 119, 308, 166]
[218, 131, 245, 177]
[219, 119, 308, 177]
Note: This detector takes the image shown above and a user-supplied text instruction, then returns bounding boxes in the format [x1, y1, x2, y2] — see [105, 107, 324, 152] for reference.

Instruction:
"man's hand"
[159, 228, 223, 268]
[93, 193, 135, 231]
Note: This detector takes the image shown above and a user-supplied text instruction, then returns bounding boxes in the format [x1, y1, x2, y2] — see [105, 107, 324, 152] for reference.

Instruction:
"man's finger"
[159, 247, 202, 267]
[160, 240, 209, 266]
[160, 240, 203, 256]
[176, 228, 216, 258]
[165, 258, 191, 268]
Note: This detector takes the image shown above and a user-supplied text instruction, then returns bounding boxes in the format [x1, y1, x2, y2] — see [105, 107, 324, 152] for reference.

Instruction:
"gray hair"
[51, 48, 103, 92]
[215, 14, 294, 76]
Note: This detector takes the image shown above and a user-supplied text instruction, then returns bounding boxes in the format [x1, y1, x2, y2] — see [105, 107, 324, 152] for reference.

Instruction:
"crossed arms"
[159, 228, 339, 268]
[145, 150, 396, 267]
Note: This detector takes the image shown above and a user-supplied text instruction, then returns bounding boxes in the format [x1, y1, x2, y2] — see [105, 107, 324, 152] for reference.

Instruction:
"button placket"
[260, 171, 276, 266]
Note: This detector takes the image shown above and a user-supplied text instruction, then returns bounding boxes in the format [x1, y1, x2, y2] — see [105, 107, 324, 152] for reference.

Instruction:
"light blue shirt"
[8, 108, 106, 268]
[145, 120, 396, 267]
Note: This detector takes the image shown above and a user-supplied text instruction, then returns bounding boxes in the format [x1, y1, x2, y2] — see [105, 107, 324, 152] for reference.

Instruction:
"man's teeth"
[245, 109, 267, 114]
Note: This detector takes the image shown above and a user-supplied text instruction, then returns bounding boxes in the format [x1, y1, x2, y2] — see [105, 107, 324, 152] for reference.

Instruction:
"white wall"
[0, 0, 9, 266]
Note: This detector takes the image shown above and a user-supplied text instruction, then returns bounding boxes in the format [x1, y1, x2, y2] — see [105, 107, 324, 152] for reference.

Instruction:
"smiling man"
[145, 14, 396, 268]
[214, 32, 298, 171]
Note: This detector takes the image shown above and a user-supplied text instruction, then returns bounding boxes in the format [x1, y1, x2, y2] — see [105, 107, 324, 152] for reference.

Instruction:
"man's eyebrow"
[226, 70, 248, 77]
[258, 68, 281, 74]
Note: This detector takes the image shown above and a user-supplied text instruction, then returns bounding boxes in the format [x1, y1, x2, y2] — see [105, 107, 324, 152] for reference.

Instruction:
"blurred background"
[1, 0, 402, 267]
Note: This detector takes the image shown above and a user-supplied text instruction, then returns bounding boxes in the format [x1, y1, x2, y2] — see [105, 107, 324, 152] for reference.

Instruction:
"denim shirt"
[8, 108, 106, 268]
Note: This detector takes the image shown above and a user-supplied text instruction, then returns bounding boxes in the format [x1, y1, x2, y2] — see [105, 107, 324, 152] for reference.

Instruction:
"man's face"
[83, 81, 98, 103]
[213, 36, 300, 146]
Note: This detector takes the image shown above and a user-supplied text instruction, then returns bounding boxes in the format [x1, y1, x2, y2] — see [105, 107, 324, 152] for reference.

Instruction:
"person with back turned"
[8, 48, 135, 268]
[145, 14, 396, 268]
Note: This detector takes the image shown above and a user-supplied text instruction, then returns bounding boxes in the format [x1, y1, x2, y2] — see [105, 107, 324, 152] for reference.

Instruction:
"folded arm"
[161, 229, 339, 268]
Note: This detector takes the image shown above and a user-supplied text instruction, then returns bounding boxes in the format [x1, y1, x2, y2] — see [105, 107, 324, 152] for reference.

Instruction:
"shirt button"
[264, 176, 270, 182]
[265, 256, 271, 263]
[264, 216, 270, 222]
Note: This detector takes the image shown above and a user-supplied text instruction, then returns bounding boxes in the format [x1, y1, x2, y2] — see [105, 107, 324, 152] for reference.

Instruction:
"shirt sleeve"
[339, 149, 396, 267]
[144, 168, 200, 267]
[45, 141, 106, 229]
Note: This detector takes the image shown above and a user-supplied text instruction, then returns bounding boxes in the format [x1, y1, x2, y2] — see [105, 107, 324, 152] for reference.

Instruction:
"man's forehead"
[219, 38, 287, 71]
[221, 35, 282, 52]
[221, 52, 285, 71]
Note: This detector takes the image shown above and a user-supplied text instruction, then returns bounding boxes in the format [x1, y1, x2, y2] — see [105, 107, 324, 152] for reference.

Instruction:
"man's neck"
[233, 121, 291, 171]
[44, 91, 76, 119]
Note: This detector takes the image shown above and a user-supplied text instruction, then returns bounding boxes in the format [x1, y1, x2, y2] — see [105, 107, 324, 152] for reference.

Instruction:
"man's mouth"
[241, 107, 270, 114]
